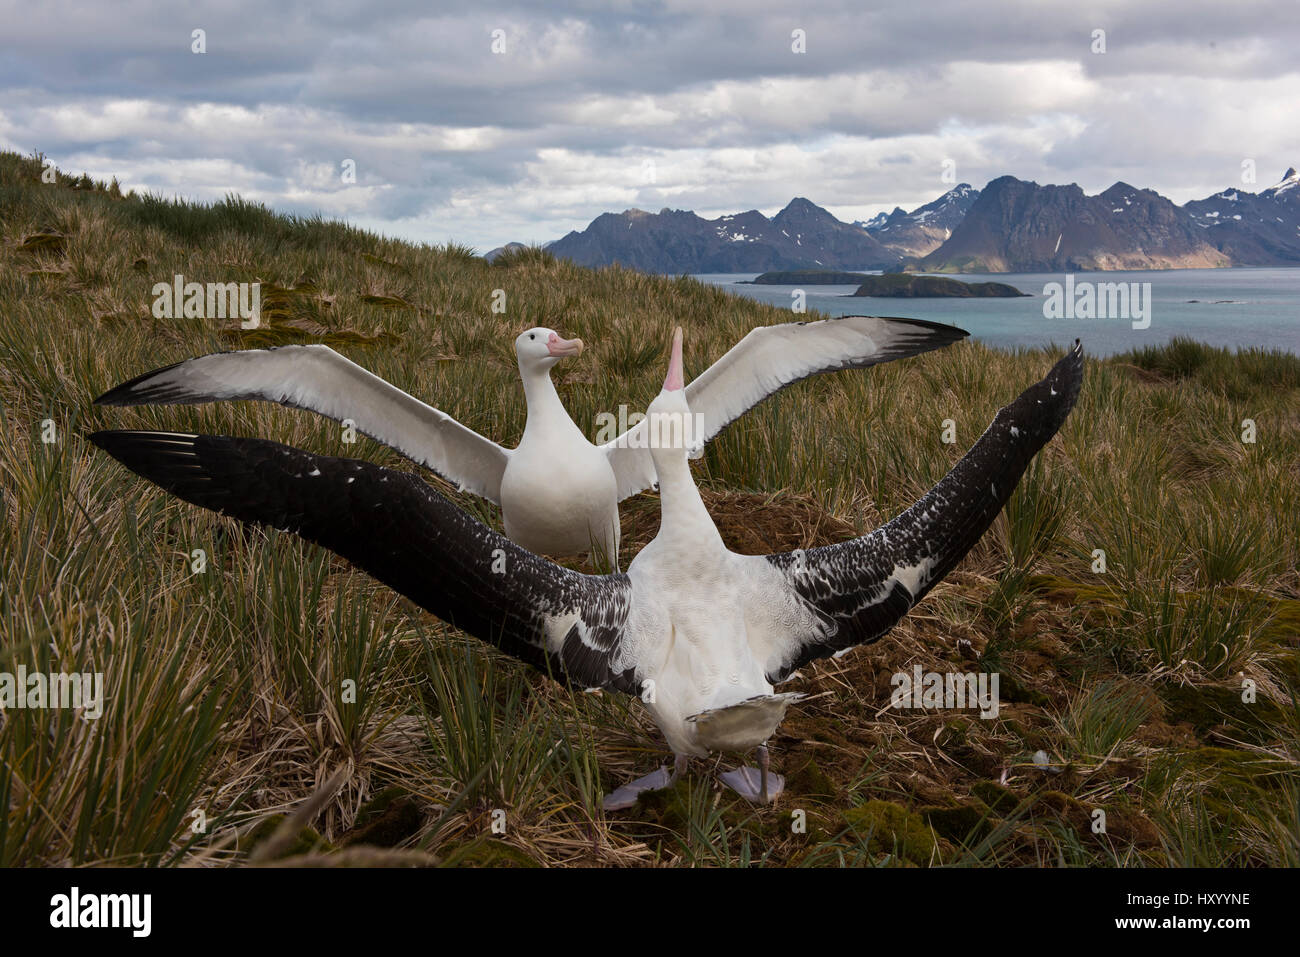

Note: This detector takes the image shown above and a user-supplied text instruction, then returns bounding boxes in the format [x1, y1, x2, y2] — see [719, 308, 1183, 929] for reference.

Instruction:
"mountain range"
[503, 168, 1300, 274]
[540, 198, 895, 273]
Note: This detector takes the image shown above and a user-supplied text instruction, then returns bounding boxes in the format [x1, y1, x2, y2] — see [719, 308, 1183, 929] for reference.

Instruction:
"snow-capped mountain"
[1263, 166, 1300, 200]
[1183, 168, 1300, 266]
[856, 209, 898, 232]
[861, 184, 981, 258]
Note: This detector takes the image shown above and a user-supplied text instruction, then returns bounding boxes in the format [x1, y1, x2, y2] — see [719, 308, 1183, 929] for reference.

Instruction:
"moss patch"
[623, 777, 695, 833]
[245, 815, 334, 860]
[997, 673, 1052, 707]
[785, 757, 838, 802]
[1103, 806, 1162, 848]
[1183, 746, 1296, 791]
[1160, 684, 1289, 744]
[920, 801, 996, 844]
[972, 780, 1022, 815]
[1034, 790, 1093, 834]
[341, 786, 425, 847]
[439, 836, 541, 867]
[843, 800, 937, 865]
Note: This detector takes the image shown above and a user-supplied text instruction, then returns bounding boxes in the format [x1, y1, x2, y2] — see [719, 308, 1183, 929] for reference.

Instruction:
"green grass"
[1, 149, 1298, 867]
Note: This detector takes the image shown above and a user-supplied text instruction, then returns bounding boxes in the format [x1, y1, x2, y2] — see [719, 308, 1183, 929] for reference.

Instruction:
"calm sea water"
[693, 267, 1300, 358]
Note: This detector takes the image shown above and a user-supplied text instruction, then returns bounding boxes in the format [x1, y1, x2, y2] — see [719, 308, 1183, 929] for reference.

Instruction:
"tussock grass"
[2, 149, 1297, 867]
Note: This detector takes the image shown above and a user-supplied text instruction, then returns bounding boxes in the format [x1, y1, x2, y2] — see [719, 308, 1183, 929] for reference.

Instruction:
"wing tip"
[843, 315, 972, 355]
[1004, 339, 1085, 444]
[93, 360, 191, 406]
[886, 315, 972, 341]
[1052, 338, 1085, 403]
[88, 428, 201, 461]
[87, 429, 114, 451]
[842, 314, 970, 341]
[88, 428, 134, 455]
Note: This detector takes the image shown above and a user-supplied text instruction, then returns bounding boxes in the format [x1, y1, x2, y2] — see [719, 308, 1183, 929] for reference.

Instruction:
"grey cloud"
[1, 0, 1297, 249]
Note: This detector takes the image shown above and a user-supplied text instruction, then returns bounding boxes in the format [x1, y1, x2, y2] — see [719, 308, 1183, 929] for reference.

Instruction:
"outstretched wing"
[88, 430, 638, 693]
[603, 316, 969, 499]
[745, 341, 1084, 684]
[94, 345, 510, 503]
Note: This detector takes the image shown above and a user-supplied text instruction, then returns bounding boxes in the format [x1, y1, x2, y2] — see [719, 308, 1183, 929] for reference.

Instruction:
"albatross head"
[645, 326, 698, 469]
[514, 326, 584, 374]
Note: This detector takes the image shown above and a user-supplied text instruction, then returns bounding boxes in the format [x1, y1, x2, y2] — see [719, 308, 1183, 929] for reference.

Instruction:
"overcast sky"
[3, 0, 1298, 251]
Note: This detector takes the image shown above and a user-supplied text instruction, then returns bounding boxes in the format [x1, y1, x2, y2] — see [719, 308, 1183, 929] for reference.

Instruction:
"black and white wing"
[603, 316, 969, 499]
[743, 341, 1084, 683]
[94, 345, 510, 503]
[88, 430, 638, 693]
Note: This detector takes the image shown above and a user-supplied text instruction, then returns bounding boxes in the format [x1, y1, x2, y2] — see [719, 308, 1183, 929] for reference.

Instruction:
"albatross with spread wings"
[94, 317, 967, 566]
[90, 328, 1082, 809]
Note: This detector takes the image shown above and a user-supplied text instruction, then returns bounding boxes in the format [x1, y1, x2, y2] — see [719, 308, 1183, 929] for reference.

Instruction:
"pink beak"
[546, 332, 584, 358]
[663, 326, 684, 392]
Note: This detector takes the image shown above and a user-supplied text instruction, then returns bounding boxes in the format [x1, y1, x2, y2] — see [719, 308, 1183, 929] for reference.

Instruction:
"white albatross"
[89, 329, 1083, 809]
[93, 317, 967, 565]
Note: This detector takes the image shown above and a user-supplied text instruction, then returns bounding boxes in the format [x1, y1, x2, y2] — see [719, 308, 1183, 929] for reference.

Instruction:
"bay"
[693, 267, 1300, 357]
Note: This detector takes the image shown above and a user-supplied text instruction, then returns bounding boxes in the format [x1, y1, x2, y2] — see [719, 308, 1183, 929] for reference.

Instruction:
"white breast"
[499, 435, 619, 557]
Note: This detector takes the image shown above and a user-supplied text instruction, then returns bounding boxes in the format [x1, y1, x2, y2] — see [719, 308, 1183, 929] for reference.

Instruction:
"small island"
[852, 274, 1028, 298]
[744, 270, 871, 285]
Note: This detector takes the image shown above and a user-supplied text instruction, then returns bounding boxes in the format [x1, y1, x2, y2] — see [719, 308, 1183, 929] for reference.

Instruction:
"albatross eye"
[529, 333, 535, 340]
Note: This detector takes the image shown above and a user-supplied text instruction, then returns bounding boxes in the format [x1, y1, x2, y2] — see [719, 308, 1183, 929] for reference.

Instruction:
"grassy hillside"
[1, 149, 1297, 867]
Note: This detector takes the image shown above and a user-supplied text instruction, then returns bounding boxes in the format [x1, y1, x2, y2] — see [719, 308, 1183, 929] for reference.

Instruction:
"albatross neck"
[519, 364, 579, 441]
[653, 448, 719, 542]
